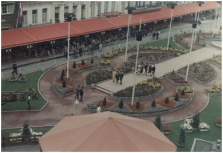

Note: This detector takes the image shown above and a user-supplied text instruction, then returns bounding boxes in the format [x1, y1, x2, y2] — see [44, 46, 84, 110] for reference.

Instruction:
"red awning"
[1, 1, 219, 49]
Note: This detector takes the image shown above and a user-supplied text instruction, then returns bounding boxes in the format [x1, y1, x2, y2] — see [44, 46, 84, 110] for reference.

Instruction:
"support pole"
[167, 9, 173, 50]
[185, 29, 195, 82]
[212, 4, 219, 38]
[66, 22, 70, 78]
[124, 14, 131, 62]
[194, 7, 200, 42]
[131, 17, 142, 106]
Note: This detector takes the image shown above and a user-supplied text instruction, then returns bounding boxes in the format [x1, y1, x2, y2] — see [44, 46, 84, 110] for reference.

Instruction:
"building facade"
[1, 1, 195, 29]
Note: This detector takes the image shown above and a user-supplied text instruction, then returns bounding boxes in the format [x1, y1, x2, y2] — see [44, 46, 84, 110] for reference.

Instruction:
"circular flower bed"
[99, 59, 111, 66]
[86, 70, 111, 85]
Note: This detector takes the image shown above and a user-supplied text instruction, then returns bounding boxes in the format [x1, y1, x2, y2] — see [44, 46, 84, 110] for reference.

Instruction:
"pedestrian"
[148, 65, 152, 76]
[144, 63, 148, 76]
[99, 43, 102, 52]
[75, 85, 80, 99]
[75, 98, 79, 109]
[152, 65, 156, 78]
[112, 70, 117, 83]
[79, 87, 84, 102]
[137, 65, 141, 75]
[97, 105, 101, 113]
[119, 71, 124, 85]
[140, 65, 143, 75]
[27, 94, 31, 110]
[132, 65, 135, 74]
[12, 61, 18, 76]
[79, 47, 82, 57]
[115, 73, 119, 84]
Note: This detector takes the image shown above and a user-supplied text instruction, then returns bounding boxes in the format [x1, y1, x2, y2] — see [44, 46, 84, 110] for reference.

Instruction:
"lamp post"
[124, 7, 133, 62]
[212, 3, 219, 38]
[51, 40, 55, 49]
[131, 17, 142, 105]
[185, 20, 199, 82]
[194, 2, 204, 42]
[6, 49, 11, 57]
[66, 22, 70, 78]
[27, 45, 32, 62]
[167, 3, 176, 51]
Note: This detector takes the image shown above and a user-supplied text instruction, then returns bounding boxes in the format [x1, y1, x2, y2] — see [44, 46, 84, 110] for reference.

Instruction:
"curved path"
[1, 47, 221, 129]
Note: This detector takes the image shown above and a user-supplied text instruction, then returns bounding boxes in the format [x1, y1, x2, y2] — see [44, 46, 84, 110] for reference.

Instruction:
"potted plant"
[177, 129, 186, 147]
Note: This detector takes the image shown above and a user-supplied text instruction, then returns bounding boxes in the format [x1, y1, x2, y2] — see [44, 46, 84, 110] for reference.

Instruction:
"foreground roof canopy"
[1, 1, 219, 49]
[38, 111, 177, 152]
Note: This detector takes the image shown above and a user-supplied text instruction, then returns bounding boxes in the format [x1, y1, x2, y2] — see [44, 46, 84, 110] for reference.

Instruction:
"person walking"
[119, 71, 124, 85]
[12, 61, 18, 76]
[75, 85, 80, 99]
[152, 65, 156, 78]
[79, 87, 84, 102]
[139, 65, 143, 75]
[97, 105, 101, 113]
[75, 98, 79, 109]
[115, 73, 120, 84]
[148, 65, 152, 76]
[144, 63, 148, 76]
[112, 70, 117, 83]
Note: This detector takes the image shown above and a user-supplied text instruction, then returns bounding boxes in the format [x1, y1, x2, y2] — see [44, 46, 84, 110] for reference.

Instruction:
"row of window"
[2, 4, 13, 14]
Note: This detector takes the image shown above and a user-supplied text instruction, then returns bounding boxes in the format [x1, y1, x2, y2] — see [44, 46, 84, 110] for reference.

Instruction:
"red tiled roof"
[1, 1, 219, 49]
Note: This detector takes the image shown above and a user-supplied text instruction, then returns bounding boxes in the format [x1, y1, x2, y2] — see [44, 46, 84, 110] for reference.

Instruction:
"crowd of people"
[132, 64, 156, 78]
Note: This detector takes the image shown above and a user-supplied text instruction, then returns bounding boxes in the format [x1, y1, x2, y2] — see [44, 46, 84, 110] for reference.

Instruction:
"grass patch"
[142, 37, 182, 50]
[1, 70, 47, 111]
[1, 126, 53, 137]
[166, 94, 222, 151]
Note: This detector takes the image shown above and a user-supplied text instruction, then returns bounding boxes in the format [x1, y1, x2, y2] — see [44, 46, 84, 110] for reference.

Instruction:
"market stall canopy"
[38, 111, 177, 152]
[1, 1, 219, 49]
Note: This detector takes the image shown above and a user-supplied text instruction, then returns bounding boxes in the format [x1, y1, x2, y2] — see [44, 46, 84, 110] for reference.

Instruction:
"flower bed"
[77, 63, 92, 70]
[157, 97, 175, 108]
[209, 55, 221, 66]
[216, 117, 221, 126]
[86, 70, 111, 85]
[165, 71, 188, 84]
[126, 102, 146, 111]
[97, 100, 115, 109]
[206, 84, 221, 93]
[113, 78, 162, 97]
[99, 59, 111, 66]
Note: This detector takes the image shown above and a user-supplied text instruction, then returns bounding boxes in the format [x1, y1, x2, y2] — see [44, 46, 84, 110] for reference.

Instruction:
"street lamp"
[27, 45, 32, 62]
[167, 3, 177, 51]
[185, 20, 201, 82]
[194, 2, 204, 42]
[6, 49, 11, 57]
[131, 17, 142, 105]
[66, 22, 70, 78]
[51, 40, 55, 48]
[124, 6, 134, 62]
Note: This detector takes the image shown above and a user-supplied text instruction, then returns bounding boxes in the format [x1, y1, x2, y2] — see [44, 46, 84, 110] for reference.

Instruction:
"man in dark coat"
[12, 61, 18, 76]
[119, 72, 124, 85]
[152, 65, 156, 78]
[79, 87, 84, 102]
[115, 73, 119, 84]
[144, 63, 148, 76]
[148, 65, 152, 76]
[75, 85, 80, 99]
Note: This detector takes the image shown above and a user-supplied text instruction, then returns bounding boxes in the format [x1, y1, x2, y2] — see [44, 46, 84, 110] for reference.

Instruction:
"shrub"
[91, 58, 94, 64]
[192, 112, 200, 128]
[181, 90, 185, 95]
[119, 99, 124, 109]
[103, 97, 106, 106]
[73, 61, 76, 68]
[178, 129, 186, 145]
[60, 74, 64, 81]
[174, 93, 179, 101]
[151, 99, 156, 107]
[155, 114, 162, 131]
[165, 97, 169, 104]
[62, 80, 66, 88]
[136, 101, 140, 109]
[81, 60, 85, 65]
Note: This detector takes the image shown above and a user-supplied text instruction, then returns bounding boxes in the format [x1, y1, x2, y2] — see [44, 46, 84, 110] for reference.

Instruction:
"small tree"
[155, 114, 162, 131]
[81, 59, 85, 65]
[119, 99, 124, 109]
[103, 97, 106, 106]
[165, 97, 169, 104]
[60, 69, 65, 81]
[60, 74, 64, 81]
[181, 89, 185, 95]
[91, 58, 94, 64]
[174, 93, 179, 101]
[22, 121, 31, 136]
[178, 129, 186, 145]
[192, 112, 200, 128]
[151, 99, 156, 108]
[73, 61, 76, 68]
[136, 101, 140, 109]
[62, 80, 66, 88]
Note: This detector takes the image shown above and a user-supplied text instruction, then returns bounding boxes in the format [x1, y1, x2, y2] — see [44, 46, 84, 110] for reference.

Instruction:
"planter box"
[216, 124, 221, 127]
[199, 128, 210, 132]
